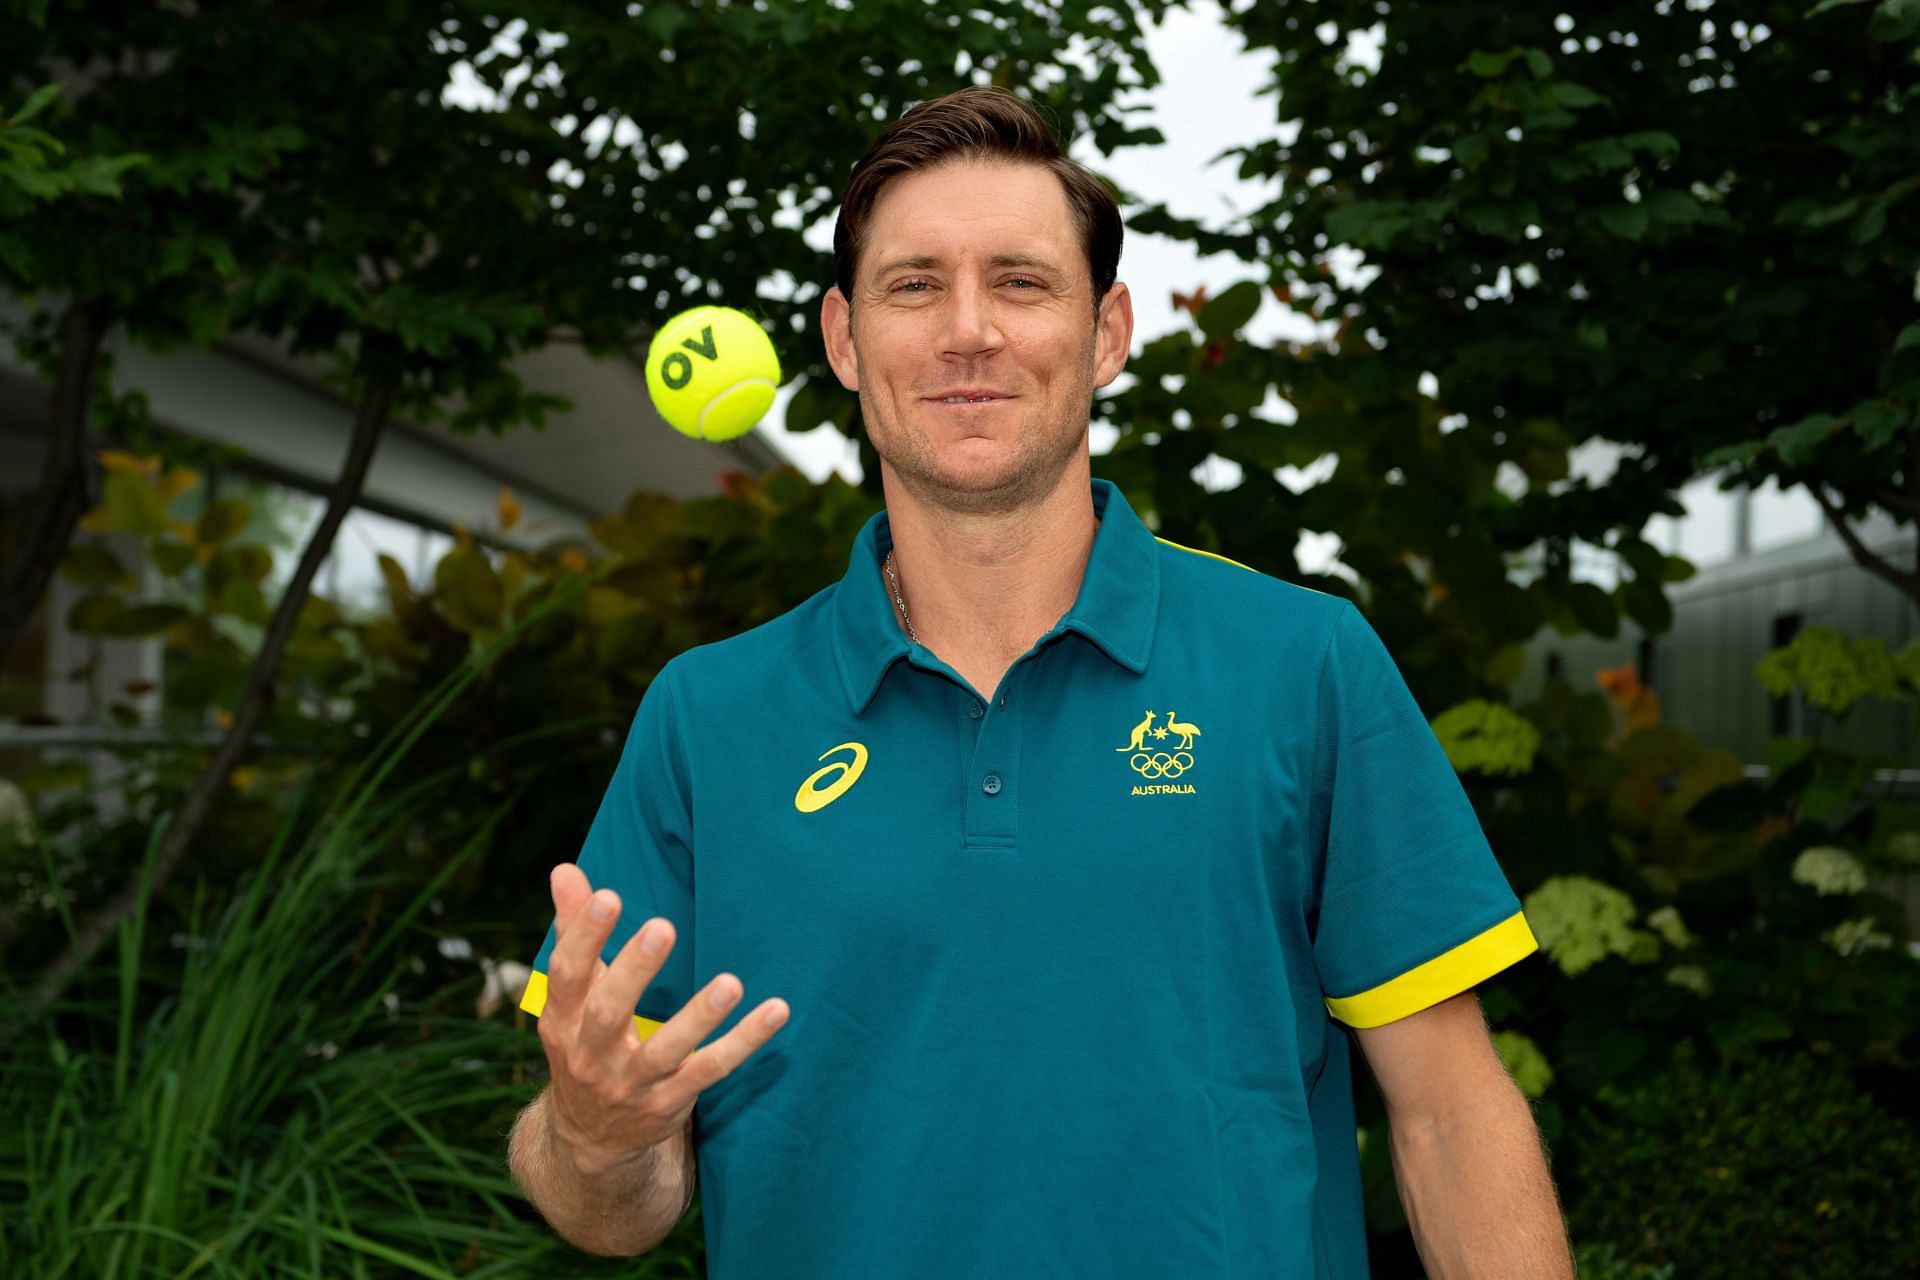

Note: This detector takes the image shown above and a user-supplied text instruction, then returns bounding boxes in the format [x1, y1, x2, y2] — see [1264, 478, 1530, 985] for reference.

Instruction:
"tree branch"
[0, 296, 112, 672]
[1, 381, 396, 1045]
[1798, 473, 1920, 607]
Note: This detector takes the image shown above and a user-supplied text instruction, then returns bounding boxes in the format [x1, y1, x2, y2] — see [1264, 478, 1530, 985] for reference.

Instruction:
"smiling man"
[509, 86, 1575, 1279]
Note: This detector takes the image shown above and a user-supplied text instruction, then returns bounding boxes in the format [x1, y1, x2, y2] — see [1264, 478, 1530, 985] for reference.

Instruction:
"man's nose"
[939, 277, 1002, 358]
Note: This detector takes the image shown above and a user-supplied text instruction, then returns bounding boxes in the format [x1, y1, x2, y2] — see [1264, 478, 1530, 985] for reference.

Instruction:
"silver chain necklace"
[883, 550, 918, 645]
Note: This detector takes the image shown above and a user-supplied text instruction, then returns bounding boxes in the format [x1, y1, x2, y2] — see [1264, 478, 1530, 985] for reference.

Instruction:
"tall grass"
[0, 579, 700, 1277]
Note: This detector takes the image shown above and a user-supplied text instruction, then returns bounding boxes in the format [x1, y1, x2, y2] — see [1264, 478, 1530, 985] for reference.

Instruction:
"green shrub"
[1569, 1043, 1920, 1279]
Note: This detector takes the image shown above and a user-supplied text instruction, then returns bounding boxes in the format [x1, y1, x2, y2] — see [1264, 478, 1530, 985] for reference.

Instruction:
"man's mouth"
[927, 390, 1014, 405]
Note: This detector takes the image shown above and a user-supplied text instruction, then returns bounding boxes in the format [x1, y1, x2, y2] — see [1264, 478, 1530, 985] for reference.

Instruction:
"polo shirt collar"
[831, 477, 1160, 714]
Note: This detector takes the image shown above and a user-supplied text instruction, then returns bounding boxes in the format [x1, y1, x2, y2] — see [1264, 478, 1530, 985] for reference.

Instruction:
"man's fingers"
[578, 916, 675, 1057]
[547, 882, 620, 1018]
[550, 863, 591, 937]
[644, 988, 791, 1114]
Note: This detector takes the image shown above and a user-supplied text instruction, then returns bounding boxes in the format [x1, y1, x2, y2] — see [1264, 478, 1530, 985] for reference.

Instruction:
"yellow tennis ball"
[644, 305, 782, 441]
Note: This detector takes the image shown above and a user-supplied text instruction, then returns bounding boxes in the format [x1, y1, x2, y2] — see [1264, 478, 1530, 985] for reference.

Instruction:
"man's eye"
[1006, 277, 1040, 289]
[894, 279, 932, 293]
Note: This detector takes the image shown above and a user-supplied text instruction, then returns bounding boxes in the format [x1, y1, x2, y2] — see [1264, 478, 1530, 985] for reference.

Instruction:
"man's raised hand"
[537, 862, 789, 1174]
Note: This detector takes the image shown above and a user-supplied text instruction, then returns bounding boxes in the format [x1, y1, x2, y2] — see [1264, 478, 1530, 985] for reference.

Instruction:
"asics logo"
[794, 742, 868, 813]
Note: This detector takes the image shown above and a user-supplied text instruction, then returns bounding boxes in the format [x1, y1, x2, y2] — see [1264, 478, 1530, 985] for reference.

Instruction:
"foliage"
[1757, 623, 1920, 713]
[0, 82, 144, 245]
[1352, 651, 1920, 1270]
[6, 453, 879, 982]
[1567, 1042, 1920, 1278]
[2, 0, 1173, 436]
[0, 569, 639, 1277]
[1573, 1242, 1675, 1280]
[19, 453, 1920, 1272]
[1430, 697, 1541, 775]
[1107, 0, 1920, 609]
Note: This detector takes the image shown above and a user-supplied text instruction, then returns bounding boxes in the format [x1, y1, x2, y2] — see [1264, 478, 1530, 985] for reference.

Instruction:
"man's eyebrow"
[868, 253, 1068, 278]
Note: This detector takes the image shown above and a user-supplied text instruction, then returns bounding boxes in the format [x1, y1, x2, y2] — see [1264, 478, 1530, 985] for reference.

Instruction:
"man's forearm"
[1387, 1082, 1575, 1279]
[507, 1091, 692, 1257]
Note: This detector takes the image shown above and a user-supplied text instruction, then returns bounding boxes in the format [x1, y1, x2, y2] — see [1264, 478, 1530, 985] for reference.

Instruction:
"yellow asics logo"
[794, 742, 868, 813]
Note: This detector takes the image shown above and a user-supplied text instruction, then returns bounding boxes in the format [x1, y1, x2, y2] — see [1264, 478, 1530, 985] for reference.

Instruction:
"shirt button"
[982, 773, 1003, 796]
[968, 701, 983, 719]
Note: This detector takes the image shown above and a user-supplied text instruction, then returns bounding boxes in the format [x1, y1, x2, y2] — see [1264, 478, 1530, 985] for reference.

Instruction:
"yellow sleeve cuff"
[1323, 910, 1539, 1029]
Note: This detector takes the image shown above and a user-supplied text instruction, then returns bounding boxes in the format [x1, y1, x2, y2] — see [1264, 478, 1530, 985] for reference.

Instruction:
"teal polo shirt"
[521, 477, 1538, 1278]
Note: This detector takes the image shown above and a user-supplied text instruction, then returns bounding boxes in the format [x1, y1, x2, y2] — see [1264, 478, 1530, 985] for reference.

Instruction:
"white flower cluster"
[1665, 964, 1712, 997]
[1822, 918, 1895, 957]
[1791, 846, 1870, 897]
[1645, 905, 1697, 950]
[0, 777, 36, 850]
[1523, 876, 1647, 976]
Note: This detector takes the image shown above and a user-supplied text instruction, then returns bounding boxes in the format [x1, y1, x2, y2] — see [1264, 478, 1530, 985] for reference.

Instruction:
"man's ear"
[1092, 281, 1134, 390]
[821, 287, 861, 392]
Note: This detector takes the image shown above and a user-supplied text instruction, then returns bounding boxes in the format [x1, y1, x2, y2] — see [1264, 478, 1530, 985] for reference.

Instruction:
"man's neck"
[879, 463, 1099, 697]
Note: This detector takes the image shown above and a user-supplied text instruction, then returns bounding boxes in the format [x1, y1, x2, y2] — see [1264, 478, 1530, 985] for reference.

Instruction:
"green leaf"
[65, 591, 123, 635]
[1465, 48, 1524, 78]
[150, 539, 195, 576]
[1766, 412, 1841, 464]
[103, 601, 192, 638]
[196, 497, 253, 544]
[434, 544, 504, 633]
[1852, 201, 1888, 244]
[1198, 281, 1262, 342]
[1567, 582, 1620, 638]
[1597, 205, 1650, 241]
[1868, 0, 1920, 41]
[58, 542, 131, 588]
[1549, 83, 1609, 110]
[1893, 322, 1920, 354]
[1853, 398, 1903, 448]
[5, 83, 63, 126]
[1620, 578, 1673, 633]
[100, 469, 171, 535]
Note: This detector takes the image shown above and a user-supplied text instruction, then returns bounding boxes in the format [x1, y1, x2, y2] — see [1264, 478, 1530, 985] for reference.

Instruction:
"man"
[507, 85, 1575, 1278]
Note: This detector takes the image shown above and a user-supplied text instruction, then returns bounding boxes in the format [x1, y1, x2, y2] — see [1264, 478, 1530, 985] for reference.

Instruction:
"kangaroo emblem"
[1116, 710, 1156, 751]
[1162, 712, 1202, 750]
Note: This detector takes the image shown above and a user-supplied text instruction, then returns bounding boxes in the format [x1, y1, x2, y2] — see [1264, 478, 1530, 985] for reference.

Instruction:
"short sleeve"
[519, 662, 695, 1039]
[1308, 603, 1537, 1029]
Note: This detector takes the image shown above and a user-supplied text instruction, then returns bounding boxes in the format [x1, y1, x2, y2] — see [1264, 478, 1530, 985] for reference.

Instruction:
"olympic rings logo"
[1129, 751, 1195, 779]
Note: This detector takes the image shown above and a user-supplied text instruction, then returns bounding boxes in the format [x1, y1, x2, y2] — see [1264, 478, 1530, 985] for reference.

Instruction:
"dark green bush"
[1569, 1043, 1920, 1278]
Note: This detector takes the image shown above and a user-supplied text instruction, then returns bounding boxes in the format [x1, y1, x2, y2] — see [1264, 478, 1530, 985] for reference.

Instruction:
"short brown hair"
[832, 86, 1122, 317]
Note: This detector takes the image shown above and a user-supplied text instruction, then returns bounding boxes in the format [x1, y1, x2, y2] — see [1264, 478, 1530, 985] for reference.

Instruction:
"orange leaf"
[498, 487, 522, 531]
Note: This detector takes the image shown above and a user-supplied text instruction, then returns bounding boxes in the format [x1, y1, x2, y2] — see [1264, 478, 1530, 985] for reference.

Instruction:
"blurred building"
[1521, 462, 1920, 764]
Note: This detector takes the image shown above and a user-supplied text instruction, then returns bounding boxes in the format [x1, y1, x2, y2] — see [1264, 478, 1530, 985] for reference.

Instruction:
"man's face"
[822, 158, 1132, 513]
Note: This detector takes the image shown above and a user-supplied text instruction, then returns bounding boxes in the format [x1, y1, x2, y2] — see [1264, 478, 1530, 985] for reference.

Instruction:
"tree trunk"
[1, 382, 395, 1044]
[0, 296, 112, 673]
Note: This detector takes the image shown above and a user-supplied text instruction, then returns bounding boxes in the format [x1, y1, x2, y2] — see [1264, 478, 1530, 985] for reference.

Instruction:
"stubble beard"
[856, 339, 1096, 519]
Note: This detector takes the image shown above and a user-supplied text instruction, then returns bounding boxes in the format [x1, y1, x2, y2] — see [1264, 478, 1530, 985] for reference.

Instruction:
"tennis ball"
[644, 305, 782, 442]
